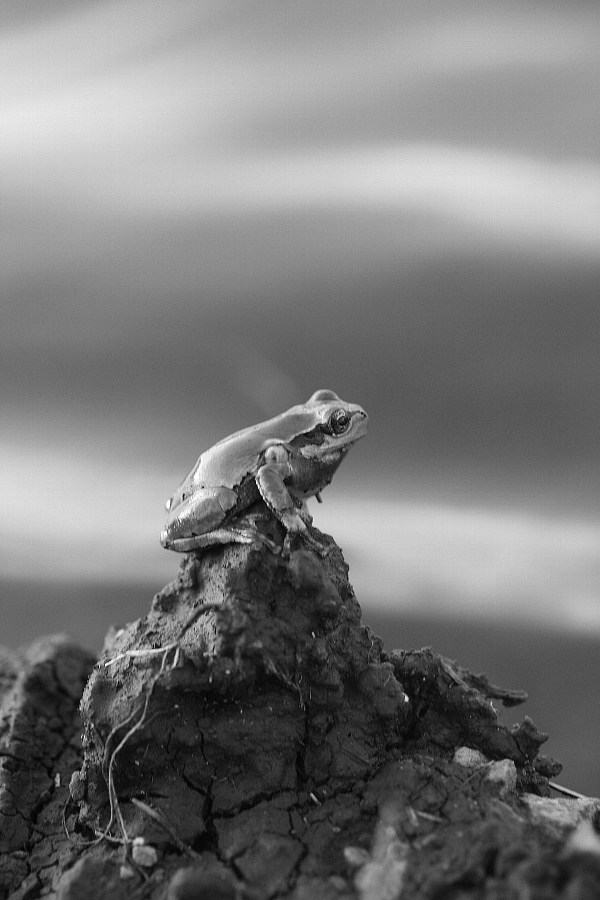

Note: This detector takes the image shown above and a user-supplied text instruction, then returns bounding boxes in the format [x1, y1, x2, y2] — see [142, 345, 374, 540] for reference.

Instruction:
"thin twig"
[103, 602, 221, 668]
[548, 781, 588, 800]
[98, 646, 171, 847]
[130, 797, 200, 858]
[104, 647, 176, 667]
[414, 810, 445, 823]
[89, 602, 222, 855]
[176, 601, 221, 641]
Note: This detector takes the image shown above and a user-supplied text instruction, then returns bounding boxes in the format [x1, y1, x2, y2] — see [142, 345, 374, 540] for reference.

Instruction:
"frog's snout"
[353, 408, 369, 436]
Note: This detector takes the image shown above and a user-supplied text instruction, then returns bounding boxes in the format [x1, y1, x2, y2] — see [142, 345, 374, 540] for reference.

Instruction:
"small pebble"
[343, 846, 370, 867]
[453, 747, 488, 767]
[167, 867, 236, 900]
[485, 759, 517, 793]
[131, 837, 158, 868]
[69, 770, 86, 802]
[565, 819, 600, 857]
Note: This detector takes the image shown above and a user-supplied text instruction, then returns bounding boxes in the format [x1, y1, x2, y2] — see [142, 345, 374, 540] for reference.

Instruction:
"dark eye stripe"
[289, 428, 326, 447]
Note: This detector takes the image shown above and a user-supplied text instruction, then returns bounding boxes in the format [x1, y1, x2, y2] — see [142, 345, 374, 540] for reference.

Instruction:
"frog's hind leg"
[165, 528, 280, 554]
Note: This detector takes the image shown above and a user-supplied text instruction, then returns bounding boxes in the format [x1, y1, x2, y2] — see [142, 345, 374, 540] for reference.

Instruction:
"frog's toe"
[253, 534, 281, 555]
[283, 528, 328, 557]
[297, 507, 314, 526]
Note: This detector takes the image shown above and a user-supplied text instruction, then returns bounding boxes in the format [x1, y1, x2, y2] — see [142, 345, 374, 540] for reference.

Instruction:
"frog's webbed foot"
[296, 504, 314, 526]
[282, 525, 330, 558]
[230, 526, 288, 555]
[228, 526, 283, 554]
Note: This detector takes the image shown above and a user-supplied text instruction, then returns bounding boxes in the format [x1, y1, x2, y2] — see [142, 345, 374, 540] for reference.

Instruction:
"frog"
[160, 389, 368, 555]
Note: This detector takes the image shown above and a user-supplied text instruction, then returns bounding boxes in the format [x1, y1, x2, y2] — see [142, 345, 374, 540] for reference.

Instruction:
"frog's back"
[190, 405, 317, 489]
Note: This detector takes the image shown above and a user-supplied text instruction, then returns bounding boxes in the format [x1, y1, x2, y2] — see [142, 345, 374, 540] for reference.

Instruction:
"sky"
[2, 0, 600, 633]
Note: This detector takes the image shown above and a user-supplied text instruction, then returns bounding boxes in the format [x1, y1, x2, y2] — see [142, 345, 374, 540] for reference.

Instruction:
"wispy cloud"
[318, 498, 600, 634]
[1, 2, 596, 154]
[110, 145, 600, 253]
[3, 442, 600, 633]
[2, 2, 600, 256]
[0, 444, 176, 583]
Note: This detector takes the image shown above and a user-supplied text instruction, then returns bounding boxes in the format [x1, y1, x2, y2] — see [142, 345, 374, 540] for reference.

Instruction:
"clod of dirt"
[1, 521, 597, 900]
[74, 529, 410, 847]
[0, 635, 95, 897]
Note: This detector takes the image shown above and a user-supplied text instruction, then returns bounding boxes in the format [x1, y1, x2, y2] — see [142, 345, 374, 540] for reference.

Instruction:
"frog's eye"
[328, 408, 351, 435]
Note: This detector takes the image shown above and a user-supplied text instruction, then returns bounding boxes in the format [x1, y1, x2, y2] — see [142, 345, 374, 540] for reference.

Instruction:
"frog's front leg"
[255, 446, 324, 555]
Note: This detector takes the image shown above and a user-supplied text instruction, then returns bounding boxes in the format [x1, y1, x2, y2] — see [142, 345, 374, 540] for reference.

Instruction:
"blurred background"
[2, 0, 600, 794]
